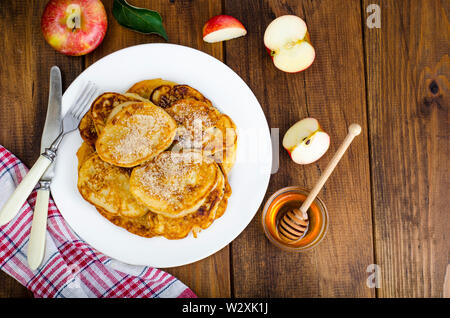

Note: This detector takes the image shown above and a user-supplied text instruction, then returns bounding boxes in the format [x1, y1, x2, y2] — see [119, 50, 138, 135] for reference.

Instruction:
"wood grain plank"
[0, 0, 83, 297]
[363, 0, 449, 297]
[224, 0, 374, 297]
[85, 0, 228, 298]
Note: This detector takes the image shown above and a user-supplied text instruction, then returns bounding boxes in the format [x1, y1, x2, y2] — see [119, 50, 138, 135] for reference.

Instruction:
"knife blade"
[40, 66, 62, 178]
[27, 66, 62, 270]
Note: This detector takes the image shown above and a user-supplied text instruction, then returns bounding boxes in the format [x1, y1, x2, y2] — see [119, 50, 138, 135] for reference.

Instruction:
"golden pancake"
[79, 92, 148, 146]
[76, 141, 95, 171]
[123, 92, 150, 102]
[149, 166, 226, 238]
[79, 111, 97, 146]
[170, 85, 211, 104]
[95, 164, 231, 240]
[212, 114, 238, 173]
[104, 101, 136, 123]
[130, 151, 220, 218]
[224, 144, 237, 174]
[165, 99, 237, 158]
[90, 92, 144, 135]
[151, 84, 212, 108]
[208, 143, 237, 175]
[96, 102, 177, 168]
[149, 84, 172, 107]
[126, 78, 177, 100]
[219, 114, 238, 150]
[77, 153, 148, 218]
[213, 164, 232, 219]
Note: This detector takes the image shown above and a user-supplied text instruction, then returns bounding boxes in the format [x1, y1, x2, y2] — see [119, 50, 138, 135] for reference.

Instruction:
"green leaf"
[112, 0, 168, 41]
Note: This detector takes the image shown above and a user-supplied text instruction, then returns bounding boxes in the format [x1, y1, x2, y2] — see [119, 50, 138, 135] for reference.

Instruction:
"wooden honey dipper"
[278, 123, 362, 242]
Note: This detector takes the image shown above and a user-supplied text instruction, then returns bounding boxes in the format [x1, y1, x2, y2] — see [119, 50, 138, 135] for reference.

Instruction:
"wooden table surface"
[0, 0, 448, 298]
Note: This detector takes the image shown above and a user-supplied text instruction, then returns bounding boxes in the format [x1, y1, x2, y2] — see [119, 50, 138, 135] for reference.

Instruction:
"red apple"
[41, 0, 107, 56]
[264, 15, 315, 73]
[203, 15, 247, 43]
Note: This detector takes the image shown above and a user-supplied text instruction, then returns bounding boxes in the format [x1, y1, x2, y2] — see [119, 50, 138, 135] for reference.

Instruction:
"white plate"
[51, 43, 272, 268]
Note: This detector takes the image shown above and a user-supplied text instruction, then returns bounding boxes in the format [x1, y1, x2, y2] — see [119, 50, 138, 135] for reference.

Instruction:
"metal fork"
[43, 82, 98, 162]
[0, 82, 98, 226]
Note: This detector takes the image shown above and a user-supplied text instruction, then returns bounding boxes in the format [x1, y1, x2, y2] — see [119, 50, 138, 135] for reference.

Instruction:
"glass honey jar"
[262, 186, 328, 251]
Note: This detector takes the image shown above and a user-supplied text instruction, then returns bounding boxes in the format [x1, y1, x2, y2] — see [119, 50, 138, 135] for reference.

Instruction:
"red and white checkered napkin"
[0, 145, 196, 298]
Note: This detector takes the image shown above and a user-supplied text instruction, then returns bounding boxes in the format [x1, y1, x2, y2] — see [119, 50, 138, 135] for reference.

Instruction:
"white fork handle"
[27, 188, 49, 270]
[0, 155, 51, 226]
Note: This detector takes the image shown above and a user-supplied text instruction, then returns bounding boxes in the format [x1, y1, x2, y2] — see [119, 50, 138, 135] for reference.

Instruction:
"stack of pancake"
[76, 79, 236, 240]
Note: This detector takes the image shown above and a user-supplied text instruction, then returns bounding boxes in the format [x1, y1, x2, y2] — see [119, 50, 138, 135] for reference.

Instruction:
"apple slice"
[203, 15, 247, 43]
[264, 15, 315, 73]
[283, 118, 330, 164]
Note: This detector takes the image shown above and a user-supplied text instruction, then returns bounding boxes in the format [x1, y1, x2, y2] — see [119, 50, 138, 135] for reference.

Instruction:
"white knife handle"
[27, 188, 49, 270]
[0, 155, 52, 226]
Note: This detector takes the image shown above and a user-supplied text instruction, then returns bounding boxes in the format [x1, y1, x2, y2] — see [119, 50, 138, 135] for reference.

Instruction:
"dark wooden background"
[0, 0, 448, 298]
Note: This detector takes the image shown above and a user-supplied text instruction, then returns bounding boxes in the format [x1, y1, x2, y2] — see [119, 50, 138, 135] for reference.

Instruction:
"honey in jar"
[262, 186, 328, 251]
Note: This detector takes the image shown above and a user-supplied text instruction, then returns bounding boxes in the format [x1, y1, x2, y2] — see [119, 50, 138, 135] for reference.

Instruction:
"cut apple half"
[203, 15, 247, 43]
[264, 15, 315, 73]
[283, 118, 330, 164]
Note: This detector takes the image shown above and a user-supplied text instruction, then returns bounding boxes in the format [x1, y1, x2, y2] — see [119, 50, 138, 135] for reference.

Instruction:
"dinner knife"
[27, 66, 62, 269]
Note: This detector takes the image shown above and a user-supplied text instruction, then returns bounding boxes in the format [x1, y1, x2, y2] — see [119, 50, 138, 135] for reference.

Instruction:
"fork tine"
[71, 82, 96, 118]
[68, 81, 93, 116]
[74, 84, 98, 119]
[76, 89, 98, 120]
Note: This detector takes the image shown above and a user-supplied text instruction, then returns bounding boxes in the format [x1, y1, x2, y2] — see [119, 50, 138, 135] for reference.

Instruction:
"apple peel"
[203, 15, 247, 43]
